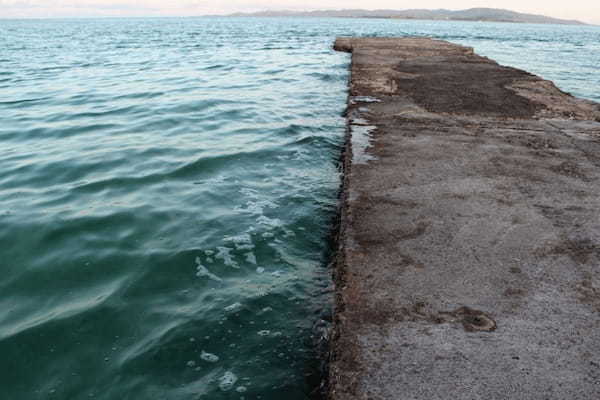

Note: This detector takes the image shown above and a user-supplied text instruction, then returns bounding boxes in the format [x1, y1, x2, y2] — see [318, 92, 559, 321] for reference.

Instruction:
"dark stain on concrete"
[392, 61, 545, 117]
[549, 237, 599, 264]
[549, 160, 589, 181]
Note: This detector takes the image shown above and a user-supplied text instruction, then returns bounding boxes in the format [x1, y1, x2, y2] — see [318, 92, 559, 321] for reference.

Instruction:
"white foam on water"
[225, 233, 255, 250]
[240, 187, 259, 197]
[195, 257, 222, 282]
[216, 246, 239, 268]
[283, 229, 295, 238]
[204, 250, 214, 256]
[200, 350, 219, 363]
[236, 386, 247, 393]
[245, 252, 257, 265]
[218, 371, 238, 391]
[257, 330, 282, 338]
[257, 215, 283, 228]
[224, 302, 242, 312]
[256, 267, 265, 274]
[234, 198, 278, 216]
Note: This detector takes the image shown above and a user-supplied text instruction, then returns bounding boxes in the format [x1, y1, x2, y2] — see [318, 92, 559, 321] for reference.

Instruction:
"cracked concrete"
[329, 37, 600, 400]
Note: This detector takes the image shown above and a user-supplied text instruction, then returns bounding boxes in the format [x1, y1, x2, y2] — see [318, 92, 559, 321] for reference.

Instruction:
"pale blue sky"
[1, 0, 598, 24]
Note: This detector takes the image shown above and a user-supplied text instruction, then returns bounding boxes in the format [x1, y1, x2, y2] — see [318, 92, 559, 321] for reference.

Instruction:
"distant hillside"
[227, 8, 585, 25]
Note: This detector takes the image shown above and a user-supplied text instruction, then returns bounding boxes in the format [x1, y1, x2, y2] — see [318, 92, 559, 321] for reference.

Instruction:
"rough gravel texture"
[330, 37, 600, 400]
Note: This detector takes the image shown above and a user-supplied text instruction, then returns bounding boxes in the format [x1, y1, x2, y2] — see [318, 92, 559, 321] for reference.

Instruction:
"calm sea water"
[1, 17, 599, 400]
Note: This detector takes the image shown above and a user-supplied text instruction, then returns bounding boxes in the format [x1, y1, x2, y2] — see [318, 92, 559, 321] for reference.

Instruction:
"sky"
[1, 1, 599, 24]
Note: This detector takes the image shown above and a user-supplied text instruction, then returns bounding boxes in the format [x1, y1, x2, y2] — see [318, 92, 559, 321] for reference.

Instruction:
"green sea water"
[0, 17, 599, 400]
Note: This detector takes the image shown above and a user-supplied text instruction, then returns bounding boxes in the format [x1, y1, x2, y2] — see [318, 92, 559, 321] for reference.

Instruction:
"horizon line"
[1, 7, 598, 25]
[0, 15, 597, 26]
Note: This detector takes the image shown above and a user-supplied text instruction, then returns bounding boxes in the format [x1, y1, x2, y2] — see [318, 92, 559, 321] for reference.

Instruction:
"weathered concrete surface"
[330, 37, 600, 400]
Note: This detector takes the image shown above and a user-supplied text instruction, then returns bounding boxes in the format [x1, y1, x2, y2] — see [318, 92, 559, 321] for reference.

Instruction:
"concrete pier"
[330, 37, 600, 399]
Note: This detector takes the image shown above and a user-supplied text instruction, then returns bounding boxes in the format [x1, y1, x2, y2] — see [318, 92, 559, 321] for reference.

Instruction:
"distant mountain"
[227, 8, 585, 25]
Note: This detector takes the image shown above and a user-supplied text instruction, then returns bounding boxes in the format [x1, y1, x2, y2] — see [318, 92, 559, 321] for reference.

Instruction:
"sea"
[1, 17, 599, 400]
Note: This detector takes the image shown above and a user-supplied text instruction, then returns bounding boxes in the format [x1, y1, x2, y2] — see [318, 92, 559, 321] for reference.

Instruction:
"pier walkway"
[330, 37, 600, 400]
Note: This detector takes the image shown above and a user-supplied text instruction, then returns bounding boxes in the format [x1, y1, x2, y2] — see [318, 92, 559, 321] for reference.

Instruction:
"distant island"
[227, 7, 585, 25]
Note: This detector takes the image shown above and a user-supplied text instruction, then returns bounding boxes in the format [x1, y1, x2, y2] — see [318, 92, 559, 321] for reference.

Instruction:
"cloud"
[1, 0, 157, 10]
[0, 0, 204, 16]
[0, 0, 598, 23]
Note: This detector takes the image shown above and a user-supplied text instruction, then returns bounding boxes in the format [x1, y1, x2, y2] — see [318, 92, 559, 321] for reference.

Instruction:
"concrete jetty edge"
[329, 37, 600, 399]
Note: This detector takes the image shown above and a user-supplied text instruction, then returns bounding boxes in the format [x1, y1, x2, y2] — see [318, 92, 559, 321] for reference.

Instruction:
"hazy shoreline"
[226, 8, 586, 26]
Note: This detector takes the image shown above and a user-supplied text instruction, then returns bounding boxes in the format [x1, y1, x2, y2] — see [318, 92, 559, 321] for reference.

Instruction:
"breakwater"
[330, 37, 600, 399]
